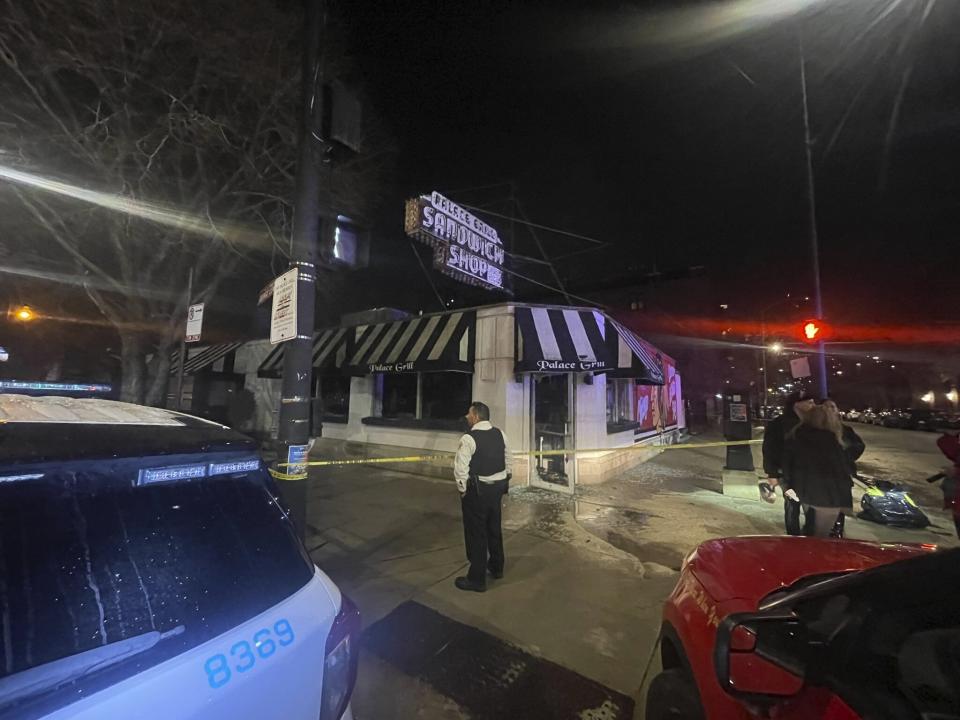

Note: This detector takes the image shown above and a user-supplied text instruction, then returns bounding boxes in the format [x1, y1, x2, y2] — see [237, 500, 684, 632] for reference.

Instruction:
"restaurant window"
[421, 373, 472, 421]
[375, 372, 473, 423]
[606, 378, 636, 423]
[317, 375, 351, 418]
[379, 373, 418, 419]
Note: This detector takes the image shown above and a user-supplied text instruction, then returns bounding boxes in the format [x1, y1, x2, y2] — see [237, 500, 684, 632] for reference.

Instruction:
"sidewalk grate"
[362, 601, 634, 720]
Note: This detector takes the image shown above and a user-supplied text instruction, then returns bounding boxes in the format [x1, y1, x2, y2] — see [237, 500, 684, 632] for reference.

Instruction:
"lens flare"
[0, 164, 272, 251]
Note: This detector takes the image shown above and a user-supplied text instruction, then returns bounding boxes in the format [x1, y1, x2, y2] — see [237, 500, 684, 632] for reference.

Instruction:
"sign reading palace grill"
[404, 191, 506, 291]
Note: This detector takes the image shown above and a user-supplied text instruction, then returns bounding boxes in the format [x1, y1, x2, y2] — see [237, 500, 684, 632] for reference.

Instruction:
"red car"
[646, 537, 959, 719]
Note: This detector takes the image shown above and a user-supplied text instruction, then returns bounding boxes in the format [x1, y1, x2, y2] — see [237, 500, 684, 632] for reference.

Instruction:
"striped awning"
[257, 328, 349, 379]
[607, 319, 664, 385]
[169, 342, 243, 376]
[514, 307, 611, 373]
[344, 311, 475, 374]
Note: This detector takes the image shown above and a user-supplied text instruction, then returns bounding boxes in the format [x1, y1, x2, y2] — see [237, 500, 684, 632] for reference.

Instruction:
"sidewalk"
[303, 465, 678, 719]
[574, 432, 958, 574]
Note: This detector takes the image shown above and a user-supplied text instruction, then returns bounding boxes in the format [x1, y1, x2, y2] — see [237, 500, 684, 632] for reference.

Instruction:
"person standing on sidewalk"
[453, 402, 512, 593]
[762, 390, 815, 534]
[782, 404, 854, 537]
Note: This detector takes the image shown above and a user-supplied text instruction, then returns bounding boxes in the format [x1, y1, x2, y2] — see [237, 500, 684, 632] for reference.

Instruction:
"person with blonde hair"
[783, 404, 855, 537]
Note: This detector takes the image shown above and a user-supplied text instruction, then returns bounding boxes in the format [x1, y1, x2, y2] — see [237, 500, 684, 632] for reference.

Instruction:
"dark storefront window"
[380, 373, 418, 418]
[421, 373, 472, 421]
[318, 375, 351, 418]
[606, 378, 636, 423]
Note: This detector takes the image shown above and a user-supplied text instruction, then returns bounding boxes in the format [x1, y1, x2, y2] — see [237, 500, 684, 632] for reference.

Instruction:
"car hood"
[687, 536, 930, 603]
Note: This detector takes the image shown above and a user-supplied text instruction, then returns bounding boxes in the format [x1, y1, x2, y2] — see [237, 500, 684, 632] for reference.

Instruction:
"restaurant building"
[213, 301, 683, 492]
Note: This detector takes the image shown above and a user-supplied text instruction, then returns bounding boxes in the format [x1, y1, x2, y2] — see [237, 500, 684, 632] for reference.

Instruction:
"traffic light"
[799, 318, 829, 344]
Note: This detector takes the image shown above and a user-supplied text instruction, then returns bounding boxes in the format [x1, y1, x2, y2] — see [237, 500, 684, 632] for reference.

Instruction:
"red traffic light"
[799, 319, 829, 344]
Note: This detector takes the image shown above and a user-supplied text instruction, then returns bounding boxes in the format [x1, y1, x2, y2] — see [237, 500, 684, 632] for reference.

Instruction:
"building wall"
[231, 340, 279, 438]
[236, 302, 684, 488]
[473, 305, 532, 481]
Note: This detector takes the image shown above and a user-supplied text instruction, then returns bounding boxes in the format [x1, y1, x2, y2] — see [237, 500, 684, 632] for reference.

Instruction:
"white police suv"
[0, 395, 358, 720]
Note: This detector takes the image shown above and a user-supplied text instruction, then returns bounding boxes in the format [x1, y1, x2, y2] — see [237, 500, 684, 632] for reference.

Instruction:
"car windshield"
[0, 454, 313, 719]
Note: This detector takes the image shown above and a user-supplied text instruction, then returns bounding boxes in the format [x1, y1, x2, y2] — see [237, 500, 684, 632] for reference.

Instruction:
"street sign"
[270, 267, 299, 345]
[790, 357, 811, 379]
[185, 303, 204, 343]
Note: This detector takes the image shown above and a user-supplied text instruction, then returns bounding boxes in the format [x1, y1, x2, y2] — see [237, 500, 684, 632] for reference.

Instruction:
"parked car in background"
[943, 413, 960, 430]
[844, 409, 862, 423]
[646, 537, 954, 720]
[882, 409, 907, 428]
[759, 405, 783, 421]
[0, 395, 359, 720]
[900, 408, 939, 431]
[861, 409, 878, 425]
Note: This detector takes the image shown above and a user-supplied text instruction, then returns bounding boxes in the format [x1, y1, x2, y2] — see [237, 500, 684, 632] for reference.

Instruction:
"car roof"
[0, 395, 255, 466]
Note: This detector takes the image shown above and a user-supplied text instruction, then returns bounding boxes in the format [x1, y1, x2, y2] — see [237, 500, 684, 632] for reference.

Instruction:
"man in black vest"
[453, 401, 512, 592]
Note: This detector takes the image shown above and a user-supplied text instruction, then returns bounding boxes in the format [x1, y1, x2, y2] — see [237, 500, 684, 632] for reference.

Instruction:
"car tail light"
[319, 593, 361, 720]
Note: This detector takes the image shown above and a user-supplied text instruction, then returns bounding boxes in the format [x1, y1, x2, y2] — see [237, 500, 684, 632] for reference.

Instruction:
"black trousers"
[461, 477, 508, 586]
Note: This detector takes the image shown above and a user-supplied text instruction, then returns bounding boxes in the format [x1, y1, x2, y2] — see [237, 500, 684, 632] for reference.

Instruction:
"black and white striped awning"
[607, 319, 664, 385]
[169, 342, 243, 376]
[344, 311, 475, 374]
[514, 307, 611, 373]
[256, 328, 349, 379]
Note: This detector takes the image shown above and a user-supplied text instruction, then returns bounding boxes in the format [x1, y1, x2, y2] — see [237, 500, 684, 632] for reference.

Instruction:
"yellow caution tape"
[268, 467, 309, 482]
[273, 438, 761, 473]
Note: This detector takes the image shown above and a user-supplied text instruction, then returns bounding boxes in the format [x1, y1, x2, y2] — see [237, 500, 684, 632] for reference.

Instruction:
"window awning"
[606, 319, 664, 385]
[256, 328, 349, 379]
[169, 342, 243, 377]
[344, 311, 475, 375]
[514, 306, 611, 373]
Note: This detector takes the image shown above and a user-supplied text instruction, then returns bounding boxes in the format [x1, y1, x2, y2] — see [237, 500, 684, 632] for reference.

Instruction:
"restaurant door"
[531, 374, 575, 493]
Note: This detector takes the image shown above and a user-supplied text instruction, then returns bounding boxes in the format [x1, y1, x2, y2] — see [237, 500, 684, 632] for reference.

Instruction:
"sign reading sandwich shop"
[404, 191, 506, 291]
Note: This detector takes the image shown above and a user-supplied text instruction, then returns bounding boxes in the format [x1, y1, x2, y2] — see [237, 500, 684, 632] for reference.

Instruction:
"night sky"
[343, 0, 960, 326]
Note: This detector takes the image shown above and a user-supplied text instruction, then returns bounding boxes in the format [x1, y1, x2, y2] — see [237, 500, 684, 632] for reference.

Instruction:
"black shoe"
[454, 576, 486, 593]
[488, 568, 503, 580]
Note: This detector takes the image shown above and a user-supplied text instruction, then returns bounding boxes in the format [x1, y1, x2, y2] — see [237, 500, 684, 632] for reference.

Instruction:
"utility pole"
[277, 0, 329, 540]
[175, 267, 193, 411]
[799, 33, 829, 399]
[761, 319, 768, 411]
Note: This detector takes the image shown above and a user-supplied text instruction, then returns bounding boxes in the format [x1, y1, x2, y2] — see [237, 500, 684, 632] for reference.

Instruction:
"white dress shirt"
[453, 420, 513, 493]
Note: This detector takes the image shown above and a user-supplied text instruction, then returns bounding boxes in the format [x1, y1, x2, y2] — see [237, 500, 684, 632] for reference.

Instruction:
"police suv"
[0, 395, 357, 720]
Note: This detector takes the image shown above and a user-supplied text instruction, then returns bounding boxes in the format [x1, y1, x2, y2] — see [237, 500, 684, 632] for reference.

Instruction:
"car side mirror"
[714, 612, 809, 703]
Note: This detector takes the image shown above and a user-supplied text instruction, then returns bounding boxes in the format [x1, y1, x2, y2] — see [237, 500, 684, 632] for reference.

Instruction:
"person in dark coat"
[762, 390, 816, 534]
[825, 400, 866, 476]
[783, 405, 854, 537]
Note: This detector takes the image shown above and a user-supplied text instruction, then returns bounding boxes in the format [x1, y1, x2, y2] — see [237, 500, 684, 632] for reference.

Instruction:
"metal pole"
[799, 32, 829, 398]
[175, 266, 193, 411]
[277, 0, 327, 541]
[761, 317, 768, 412]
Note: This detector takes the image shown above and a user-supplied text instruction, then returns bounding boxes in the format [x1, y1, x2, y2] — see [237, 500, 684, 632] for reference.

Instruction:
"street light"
[769, 342, 783, 353]
[13, 305, 35, 322]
